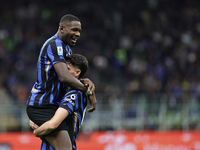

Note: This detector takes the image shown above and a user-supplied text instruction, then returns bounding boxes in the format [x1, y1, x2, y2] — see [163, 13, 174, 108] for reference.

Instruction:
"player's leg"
[45, 130, 72, 150]
[27, 106, 71, 149]
[40, 137, 54, 150]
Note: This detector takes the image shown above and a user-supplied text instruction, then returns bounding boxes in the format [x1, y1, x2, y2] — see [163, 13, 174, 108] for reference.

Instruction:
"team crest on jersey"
[57, 46, 63, 55]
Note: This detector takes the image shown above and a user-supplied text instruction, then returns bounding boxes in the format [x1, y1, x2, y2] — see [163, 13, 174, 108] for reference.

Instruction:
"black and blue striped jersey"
[60, 89, 87, 150]
[40, 89, 88, 150]
[27, 34, 72, 107]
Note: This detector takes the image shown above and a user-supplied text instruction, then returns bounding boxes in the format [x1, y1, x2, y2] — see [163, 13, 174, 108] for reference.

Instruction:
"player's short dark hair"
[60, 14, 80, 24]
[66, 54, 88, 79]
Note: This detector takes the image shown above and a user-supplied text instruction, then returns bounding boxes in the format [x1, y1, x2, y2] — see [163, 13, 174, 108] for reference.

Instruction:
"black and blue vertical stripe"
[27, 34, 72, 107]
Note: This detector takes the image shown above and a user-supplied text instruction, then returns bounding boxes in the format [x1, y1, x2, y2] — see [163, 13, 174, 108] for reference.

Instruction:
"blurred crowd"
[1, 0, 200, 105]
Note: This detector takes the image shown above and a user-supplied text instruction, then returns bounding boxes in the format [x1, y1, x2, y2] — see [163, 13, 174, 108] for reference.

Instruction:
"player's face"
[62, 21, 82, 47]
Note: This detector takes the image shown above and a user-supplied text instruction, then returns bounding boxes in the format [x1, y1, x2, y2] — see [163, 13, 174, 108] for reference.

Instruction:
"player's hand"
[30, 120, 39, 130]
[33, 130, 40, 137]
[87, 92, 97, 113]
[81, 78, 95, 95]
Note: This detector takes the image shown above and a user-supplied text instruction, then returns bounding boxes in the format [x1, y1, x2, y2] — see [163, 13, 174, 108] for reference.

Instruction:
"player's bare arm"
[34, 108, 69, 137]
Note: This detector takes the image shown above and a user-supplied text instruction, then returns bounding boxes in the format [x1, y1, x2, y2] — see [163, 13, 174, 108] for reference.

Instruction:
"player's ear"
[59, 24, 65, 33]
[76, 69, 81, 78]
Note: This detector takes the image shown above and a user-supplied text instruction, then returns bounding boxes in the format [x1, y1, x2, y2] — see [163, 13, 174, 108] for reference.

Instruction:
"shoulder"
[45, 35, 62, 46]
[64, 90, 86, 100]
[64, 89, 78, 95]
[65, 90, 80, 97]
[43, 37, 62, 53]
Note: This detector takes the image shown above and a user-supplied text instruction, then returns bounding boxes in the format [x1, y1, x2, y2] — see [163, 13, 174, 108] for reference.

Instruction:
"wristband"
[86, 91, 91, 95]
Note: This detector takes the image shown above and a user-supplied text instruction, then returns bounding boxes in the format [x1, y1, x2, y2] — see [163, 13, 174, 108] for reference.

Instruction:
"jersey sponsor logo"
[57, 46, 63, 55]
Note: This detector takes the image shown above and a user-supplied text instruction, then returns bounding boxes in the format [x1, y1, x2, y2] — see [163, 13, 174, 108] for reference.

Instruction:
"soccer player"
[26, 14, 96, 150]
[33, 54, 96, 150]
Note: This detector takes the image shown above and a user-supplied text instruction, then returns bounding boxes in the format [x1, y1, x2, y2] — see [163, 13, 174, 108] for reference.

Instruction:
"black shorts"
[26, 105, 67, 132]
